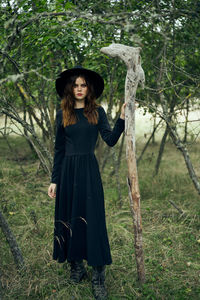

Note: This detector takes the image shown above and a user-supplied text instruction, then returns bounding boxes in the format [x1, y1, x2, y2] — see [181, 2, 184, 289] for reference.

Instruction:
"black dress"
[51, 106, 125, 266]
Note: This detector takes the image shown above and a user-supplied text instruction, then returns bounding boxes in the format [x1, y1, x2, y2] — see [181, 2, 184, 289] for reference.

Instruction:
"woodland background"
[0, 0, 199, 299]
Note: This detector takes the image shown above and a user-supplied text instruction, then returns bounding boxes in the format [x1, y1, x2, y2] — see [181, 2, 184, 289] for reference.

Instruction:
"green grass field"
[0, 136, 199, 300]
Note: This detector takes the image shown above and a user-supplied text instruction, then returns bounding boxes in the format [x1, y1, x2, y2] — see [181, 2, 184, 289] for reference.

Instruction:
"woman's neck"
[74, 100, 85, 108]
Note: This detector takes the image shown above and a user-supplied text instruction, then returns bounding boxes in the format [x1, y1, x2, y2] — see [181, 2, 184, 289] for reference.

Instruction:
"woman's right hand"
[48, 183, 57, 198]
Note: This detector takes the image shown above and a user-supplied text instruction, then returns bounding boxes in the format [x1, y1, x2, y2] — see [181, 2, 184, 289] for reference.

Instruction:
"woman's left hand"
[120, 102, 127, 120]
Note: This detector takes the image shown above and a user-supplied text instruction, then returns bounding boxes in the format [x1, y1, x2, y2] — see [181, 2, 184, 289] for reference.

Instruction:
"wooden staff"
[101, 43, 145, 283]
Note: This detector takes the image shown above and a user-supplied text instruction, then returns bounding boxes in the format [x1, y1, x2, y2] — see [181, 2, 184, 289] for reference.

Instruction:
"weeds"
[0, 137, 199, 299]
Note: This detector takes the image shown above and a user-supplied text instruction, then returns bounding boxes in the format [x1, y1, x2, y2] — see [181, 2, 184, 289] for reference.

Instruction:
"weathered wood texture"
[101, 44, 145, 283]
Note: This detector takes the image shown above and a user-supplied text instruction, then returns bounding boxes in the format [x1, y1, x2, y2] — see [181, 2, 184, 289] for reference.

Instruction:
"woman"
[48, 66, 126, 300]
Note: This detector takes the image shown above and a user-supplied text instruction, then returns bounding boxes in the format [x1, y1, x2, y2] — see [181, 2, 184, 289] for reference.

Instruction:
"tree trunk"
[117, 132, 125, 207]
[110, 131, 125, 177]
[154, 125, 168, 176]
[101, 44, 145, 283]
[48, 97, 55, 155]
[137, 120, 161, 165]
[111, 148, 123, 207]
[183, 97, 189, 143]
[0, 107, 52, 177]
[117, 130, 125, 168]
[0, 131, 27, 177]
[0, 210, 25, 269]
[100, 146, 111, 173]
[157, 87, 200, 195]
[168, 125, 200, 194]
[152, 115, 157, 145]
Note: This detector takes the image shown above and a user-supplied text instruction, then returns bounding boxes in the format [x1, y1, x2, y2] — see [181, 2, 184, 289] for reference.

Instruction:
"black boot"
[92, 266, 107, 300]
[69, 260, 87, 283]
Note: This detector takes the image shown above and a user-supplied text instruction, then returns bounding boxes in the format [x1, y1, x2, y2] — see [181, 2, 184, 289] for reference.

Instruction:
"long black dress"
[51, 106, 125, 266]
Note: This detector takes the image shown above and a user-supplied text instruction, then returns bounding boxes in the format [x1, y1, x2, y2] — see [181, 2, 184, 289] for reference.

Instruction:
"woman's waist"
[64, 150, 95, 156]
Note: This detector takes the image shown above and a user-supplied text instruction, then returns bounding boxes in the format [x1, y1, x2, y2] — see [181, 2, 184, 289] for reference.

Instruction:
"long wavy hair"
[60, 74, 100, 127]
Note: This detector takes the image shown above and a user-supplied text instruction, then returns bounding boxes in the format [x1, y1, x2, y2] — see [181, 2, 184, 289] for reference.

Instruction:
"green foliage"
[1, 0, 199, 168]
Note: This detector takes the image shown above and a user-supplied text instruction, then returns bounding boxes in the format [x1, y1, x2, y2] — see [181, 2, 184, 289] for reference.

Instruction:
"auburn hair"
[60, 74, 100, 127]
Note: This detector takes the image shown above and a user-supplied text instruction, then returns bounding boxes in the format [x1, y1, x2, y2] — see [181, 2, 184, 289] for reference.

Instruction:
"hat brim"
[55, 67, 104, 99]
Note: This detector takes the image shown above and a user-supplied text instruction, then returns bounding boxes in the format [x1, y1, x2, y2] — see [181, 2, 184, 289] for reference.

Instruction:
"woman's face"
[73, 77, 88, 101]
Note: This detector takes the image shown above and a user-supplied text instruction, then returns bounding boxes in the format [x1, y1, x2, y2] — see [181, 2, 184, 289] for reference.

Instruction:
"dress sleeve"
[97, 106, 125, 147]
[51, 109, 65, 184]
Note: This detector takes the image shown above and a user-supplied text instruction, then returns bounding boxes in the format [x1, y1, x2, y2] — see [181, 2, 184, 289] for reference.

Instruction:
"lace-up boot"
[70, 260, 87, 283]
[92, 266, 107, 300]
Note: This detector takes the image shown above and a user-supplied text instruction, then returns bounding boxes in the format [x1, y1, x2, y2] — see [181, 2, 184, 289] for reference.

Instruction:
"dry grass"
[0, 136, 199, 299]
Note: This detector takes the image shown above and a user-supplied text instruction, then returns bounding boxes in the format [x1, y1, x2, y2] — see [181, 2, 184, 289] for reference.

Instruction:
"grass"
[0, 136, 199, 300]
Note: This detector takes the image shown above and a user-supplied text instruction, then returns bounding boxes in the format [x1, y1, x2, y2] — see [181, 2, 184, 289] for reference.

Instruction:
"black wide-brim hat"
[55, 66, 104, 99]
